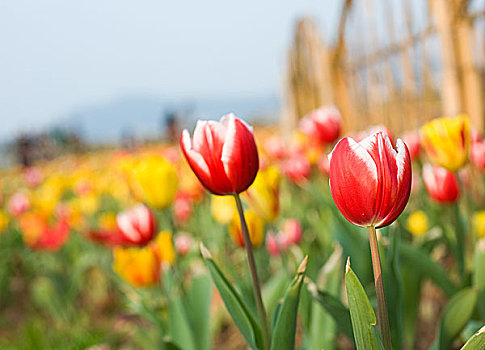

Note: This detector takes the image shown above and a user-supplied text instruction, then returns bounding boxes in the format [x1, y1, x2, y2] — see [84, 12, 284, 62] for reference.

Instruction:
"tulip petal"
[329, 137, 378, 227]
[376, 139, 412, 227]
[221, 114, 259, 193]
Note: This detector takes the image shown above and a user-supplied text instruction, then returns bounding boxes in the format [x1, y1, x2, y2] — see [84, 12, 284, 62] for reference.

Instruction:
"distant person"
[164, 111, 180, 143]
[16, 134, 32, 167]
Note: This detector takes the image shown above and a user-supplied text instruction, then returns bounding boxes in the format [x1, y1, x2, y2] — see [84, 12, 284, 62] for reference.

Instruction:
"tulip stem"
[367, 225, 392, 350]
[234, 194, 270, 350]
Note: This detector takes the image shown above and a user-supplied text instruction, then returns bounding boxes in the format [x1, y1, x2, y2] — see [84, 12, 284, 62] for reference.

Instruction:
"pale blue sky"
[0, 1, 340, 140]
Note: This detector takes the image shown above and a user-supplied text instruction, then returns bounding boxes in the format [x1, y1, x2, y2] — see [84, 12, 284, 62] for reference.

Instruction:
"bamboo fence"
[284, 0, 485, 136]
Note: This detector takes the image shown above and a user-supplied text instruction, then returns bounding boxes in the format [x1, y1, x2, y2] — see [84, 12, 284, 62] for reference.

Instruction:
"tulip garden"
[1, 109, 485, 350]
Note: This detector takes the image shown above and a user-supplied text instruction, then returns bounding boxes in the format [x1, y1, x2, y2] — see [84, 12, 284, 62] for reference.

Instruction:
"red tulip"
[422, 164, 460, 203]
[281, 218, 302, 245]
[174, 233, 192, 256]
[173, 194, 192, 224]
[89, 228, 128, 246]
[402, 131, 421, 160]
[116, 203, 157, 246]
[299, 106, 341, 144]
[266, 232, 281, 256]
[282, 154, 311, 184]
[317, 153, 330, 176]
[471, 140, 485, 171]
[329, 132, 412, 228]
[264, 136, 287, 160]
[180, 113, 259, 195]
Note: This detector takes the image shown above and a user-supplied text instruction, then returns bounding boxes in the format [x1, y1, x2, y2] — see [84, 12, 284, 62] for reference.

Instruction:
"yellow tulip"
[229, 209, 264, 248]
[420, 114, 471, 171]
[112, 246, 159, 287]
[0, 211, 9, 232]
[244, 166, 280, 222]
[131, 155, 178, 209]
[473, 211, 485, 238]
[151, 230, 175, 266]
[211, 195, 237, 223]
[406, 210, 429, 237]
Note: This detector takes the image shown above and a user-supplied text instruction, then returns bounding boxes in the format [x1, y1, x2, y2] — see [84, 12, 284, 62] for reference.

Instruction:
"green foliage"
[345, 261, 384, 350]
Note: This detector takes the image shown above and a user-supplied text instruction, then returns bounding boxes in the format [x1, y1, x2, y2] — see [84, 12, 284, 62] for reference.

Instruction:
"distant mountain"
[58, 94, 280, 144]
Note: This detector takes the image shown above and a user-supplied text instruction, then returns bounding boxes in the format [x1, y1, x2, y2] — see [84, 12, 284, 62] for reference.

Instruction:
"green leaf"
[399, 242, 457, 297]
[473, 240, 485, 319]
[435, 288, 478, 350]
[461, 326, 485, 350]
[308, 286, 354, 341]
[270, 256, 308, 350]
[168, 294, 196, 350]
[262, 270, 290, 320]
[345, 260, 384, 350]
[385, 227, 403, 350]
[163, 339, 183, 350]
[185, 274, 212, 350]
[309, 246, 344, 350]
[201, 244, 263, 350]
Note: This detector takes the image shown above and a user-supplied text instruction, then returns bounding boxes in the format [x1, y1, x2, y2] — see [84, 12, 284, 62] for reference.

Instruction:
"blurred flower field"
[0, 109, 485, 349]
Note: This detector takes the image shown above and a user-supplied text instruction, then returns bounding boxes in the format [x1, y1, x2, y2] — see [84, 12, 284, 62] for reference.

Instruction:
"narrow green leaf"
[168, 295, 196, 350]
[201, 244, 263, 350]
[473, 240, 485, 319]
[186, 274, 212, 350]
[262, 270, 290, 320]
[399, 242, 457, 297]
[345, 259, 384, 350]
[163, 339, 183, 350]
[436, 288, 478, 350]
[308, 286, 354, 341]
[461, 326, 485, 350]
[309, 246, 343, 350]
[270, 256, 308, 350]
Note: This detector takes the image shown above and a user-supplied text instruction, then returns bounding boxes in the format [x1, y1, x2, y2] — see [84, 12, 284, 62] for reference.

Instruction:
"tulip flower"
[174, 232, 192, 256]
[20, 213, 70, 251]
[182, 114, 269, 346]
[282, 154, 311, 184]
[23, 167, 43, 188]
[329, 132, 412, 228]
[328, 131, 411, 350]
[265, 232, 281, 256]
[471, 140, 485, 171]
[211, 195, 237, 223]
[0, 211, 8, 232]
[8, 192, 30, 217]
[244, 166, 280, 222]
[150, 230, 175, 266]
[422, 164, 460, 203]
[402, 131, 421, 160]
[112, 230, 174, 288]
[264, 136, 287, 160]
[299, 106, 341, 145]
[406, 210, 429, 237]
[116, 203, 157, 246]
[420, 114, 471, 171]
[281, 218, 302, 245]
[473, 211, 485, 238]
[229, 209, 264, 248]
[180, 113, 259, 195]
[112, 246, 160, 287]
[131, 155, 178, 209]
[173, 195, 192, 224]
[317, 153, 330, 176]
